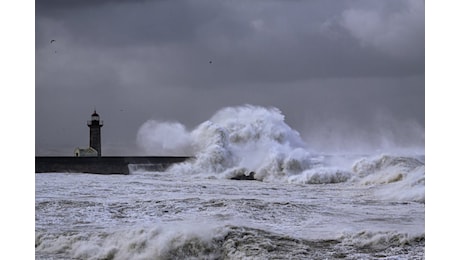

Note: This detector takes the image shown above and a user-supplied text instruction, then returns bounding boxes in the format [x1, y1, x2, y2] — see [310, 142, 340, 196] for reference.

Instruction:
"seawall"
[35, 156, 191, 175]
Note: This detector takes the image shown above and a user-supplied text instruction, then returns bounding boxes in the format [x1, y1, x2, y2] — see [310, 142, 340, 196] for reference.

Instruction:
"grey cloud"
[36, 0, 150, 9]
[36, 1, 242, 48]
[340, 0, 424, 61]
[35, 0, 424, 155]
[36, 0, 423, 91]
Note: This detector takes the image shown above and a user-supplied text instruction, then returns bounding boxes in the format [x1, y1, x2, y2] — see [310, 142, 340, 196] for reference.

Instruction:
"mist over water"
[300, 110, 425, 156]
[137, 120, 193, 156]
[137, 104, 424, 156]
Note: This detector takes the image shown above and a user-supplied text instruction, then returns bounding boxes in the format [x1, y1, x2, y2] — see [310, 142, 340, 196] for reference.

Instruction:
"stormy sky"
[35, 0, 425, 156]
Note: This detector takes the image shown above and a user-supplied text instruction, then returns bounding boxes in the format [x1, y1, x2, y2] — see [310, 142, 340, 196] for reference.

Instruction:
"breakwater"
[35, 156, 191, 174]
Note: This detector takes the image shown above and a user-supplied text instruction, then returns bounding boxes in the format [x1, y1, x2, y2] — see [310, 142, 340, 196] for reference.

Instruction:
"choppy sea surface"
[36, 155, 424, 260]
[36, 106, 424, 259]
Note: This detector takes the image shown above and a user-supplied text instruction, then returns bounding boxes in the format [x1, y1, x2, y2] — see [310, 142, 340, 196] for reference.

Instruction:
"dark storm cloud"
[36, 1, 240, 48]
[36, 0, 423, 86]
[36, 0, 149, 9]
[36, 0, 424, 155]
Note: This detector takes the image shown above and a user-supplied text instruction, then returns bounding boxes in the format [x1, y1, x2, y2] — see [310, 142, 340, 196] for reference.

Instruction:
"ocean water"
[36, 105, 425, 259]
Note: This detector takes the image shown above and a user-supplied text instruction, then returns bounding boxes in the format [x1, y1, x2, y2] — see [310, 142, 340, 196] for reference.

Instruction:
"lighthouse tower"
[87, 110, 103, 157]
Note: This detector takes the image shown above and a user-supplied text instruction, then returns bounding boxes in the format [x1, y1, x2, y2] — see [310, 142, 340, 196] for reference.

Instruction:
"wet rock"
[230, 171, 256, 181]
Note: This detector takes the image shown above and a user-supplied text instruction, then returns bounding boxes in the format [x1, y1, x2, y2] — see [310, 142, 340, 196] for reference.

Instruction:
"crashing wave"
[168, 105, 317, 182]
[351, 155, 425, 202]
[137, 105, 423, 189]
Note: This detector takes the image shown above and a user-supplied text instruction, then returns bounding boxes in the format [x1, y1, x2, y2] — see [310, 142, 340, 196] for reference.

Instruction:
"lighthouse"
[87, 110, 103, 157]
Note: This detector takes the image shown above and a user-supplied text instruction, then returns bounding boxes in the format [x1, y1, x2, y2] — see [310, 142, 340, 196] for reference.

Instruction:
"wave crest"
[351, 155, 425, 202]
[168, 105, 314, 182]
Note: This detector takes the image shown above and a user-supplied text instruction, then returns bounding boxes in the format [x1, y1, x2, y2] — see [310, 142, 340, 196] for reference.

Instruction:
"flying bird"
[209, 60, 213, 64]
[50, 40, 56, 44]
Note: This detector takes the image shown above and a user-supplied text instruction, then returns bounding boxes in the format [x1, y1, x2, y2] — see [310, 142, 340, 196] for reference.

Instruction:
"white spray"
[137, 105, 352, 183]
[137, 120, 193, 156]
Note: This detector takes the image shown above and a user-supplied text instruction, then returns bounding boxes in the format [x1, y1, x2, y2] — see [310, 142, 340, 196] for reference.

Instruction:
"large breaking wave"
[170, 105, 319, 181]
[137, 105, 424, 201]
